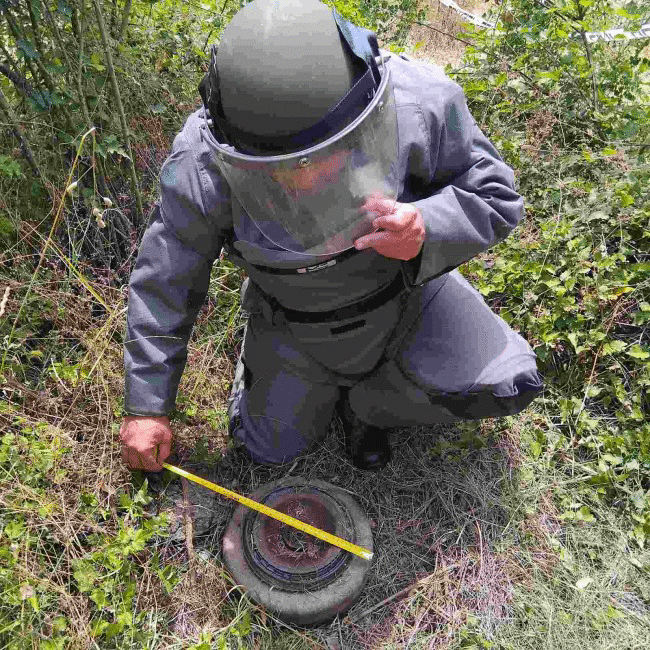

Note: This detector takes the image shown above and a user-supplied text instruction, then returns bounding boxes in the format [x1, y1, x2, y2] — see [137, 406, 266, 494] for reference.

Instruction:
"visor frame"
[213, 59, 393, 168]
[212, 59, 399, 257]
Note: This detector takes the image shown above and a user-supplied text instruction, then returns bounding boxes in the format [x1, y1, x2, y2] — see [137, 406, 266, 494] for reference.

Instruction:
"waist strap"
[228, 244, 361, 275]
[256, 272, 406, 324]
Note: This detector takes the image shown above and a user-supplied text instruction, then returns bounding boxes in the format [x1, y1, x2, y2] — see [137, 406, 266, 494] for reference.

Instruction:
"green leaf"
[586, 210, 611, 222]
[567, 332, 585, 353]
[17, 39, 38, 60]
[586, 385, 602, 398]
[618, 192, 635, 207]
[52, 616, 67, 633]
[506, 78, 527, 93]
[4, 519, 25, 539]
[538, 69, 562, 81]
[90, 588, 107, 609]
[576, 506, 596, 522]
[56, 0, 73, 18]
[235, 610, 251, 636]
[42, 639, 66, 650]
[0, 155, 24, 179]
[116, 609, 133, 628]
[73, 561, 98, 592]
[90, 52, 105, 71]
[602, 340, 626, 355]
[633, 304, 650, 325]
[627, 345, 650, 360]
[530, 440, 542, 459]
[91, 619, 109, 638]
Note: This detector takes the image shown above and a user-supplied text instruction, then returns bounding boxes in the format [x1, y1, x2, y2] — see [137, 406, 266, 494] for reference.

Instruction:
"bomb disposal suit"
[121, 0, 543, 470]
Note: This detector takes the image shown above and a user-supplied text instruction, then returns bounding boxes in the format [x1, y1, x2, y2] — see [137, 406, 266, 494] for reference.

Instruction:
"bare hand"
[354, 198, 425, 261]
[119, 416, 172, 471]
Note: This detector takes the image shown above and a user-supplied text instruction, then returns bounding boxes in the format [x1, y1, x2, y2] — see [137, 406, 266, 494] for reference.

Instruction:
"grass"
[1, 177, 648, 648]
[152, 408, 532, 648]
[6, 301, 645, 650]
[1, 0, 650, 647]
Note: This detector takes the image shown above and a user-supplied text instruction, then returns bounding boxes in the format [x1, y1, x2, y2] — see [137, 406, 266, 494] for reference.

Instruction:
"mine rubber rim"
[222, 478, 373, 625]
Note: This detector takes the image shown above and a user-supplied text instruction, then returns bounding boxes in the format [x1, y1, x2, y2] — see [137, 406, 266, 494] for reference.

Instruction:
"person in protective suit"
[120, 0, 543, 473]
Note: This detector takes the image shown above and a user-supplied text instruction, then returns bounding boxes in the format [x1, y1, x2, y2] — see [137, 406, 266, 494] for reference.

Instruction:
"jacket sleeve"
[402, 82, 524, 286]
[124, 127, 230, 416]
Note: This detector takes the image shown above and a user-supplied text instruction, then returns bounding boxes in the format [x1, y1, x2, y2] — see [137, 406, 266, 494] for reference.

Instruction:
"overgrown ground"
[1, 0, 650, 648]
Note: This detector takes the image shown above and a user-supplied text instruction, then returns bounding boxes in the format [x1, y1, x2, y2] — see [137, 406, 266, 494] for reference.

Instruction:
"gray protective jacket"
[124, 54, 524, 416]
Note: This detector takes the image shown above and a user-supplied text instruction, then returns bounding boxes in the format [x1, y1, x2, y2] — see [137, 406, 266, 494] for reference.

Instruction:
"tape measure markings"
[163, 463, 374, 561]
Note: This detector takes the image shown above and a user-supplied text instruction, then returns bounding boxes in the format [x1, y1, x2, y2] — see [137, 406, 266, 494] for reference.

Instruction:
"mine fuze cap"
[200, 0, 399, 257]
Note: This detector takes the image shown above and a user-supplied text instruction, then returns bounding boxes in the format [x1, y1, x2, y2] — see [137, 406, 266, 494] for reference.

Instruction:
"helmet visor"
[213, 67, 398, 256]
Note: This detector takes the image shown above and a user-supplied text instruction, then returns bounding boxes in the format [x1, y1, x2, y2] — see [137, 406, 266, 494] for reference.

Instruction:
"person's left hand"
[354, 198, 425, 261]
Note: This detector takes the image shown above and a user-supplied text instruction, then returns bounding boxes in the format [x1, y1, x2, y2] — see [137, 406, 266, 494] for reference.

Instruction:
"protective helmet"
[200, 0, 399, 257]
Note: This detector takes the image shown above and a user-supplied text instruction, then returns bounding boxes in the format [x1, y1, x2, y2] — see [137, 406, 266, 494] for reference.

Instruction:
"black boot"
[337, 391, 392, 471]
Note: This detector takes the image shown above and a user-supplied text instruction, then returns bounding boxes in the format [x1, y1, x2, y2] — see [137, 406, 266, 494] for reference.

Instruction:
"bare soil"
[404, 0, 496, 68]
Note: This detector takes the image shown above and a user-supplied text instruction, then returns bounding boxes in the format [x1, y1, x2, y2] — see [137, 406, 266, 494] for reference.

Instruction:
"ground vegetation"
[0, 0, 649, 648]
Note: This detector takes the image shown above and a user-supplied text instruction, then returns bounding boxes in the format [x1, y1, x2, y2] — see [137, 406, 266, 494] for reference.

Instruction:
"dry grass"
[404, 0, 495, 68]
[0, 263, 252, 647]
[0, 318, 134, 647]
[130, 116, 172, 181]
[4, 193, 649, 650]
[353, 547, 525, 649]
[525, 109, 560, 159]
[0, 250, 546, 647]
[149, 412, 546, 648]
[161, 556, 233, 641]
[5, 10, 649, 645]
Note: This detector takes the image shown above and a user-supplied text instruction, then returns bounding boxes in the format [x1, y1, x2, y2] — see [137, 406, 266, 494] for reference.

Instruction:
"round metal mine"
[223, 478, 373, 625]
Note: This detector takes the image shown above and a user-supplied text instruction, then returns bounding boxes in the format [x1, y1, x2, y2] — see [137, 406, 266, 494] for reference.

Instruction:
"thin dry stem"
[182, 476, 196, 586]
[0, 286, 10, 318]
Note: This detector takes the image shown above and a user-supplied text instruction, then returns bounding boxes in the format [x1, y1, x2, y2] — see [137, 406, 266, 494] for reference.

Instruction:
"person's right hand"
[119, 416, 172, 471]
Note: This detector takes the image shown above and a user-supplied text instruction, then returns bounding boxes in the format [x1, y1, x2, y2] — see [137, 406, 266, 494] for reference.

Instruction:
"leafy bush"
[453, 0, 649, 544]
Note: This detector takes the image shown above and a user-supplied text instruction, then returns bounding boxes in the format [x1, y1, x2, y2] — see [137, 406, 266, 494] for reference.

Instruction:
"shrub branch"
[0, 85, 41, 177]
[117, 0, 132, 40]
[92, 0, 143, 222]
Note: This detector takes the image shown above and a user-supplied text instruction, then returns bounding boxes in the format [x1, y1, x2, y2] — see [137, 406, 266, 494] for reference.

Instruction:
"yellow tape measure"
[163, 463, 373, 561]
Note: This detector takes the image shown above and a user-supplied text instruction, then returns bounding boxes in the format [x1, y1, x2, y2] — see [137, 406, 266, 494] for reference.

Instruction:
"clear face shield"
[213, 62, 398, 257]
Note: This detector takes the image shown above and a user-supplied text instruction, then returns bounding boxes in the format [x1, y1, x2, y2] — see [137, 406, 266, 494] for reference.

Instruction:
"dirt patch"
[525, 109, 559, 159]
[403, 0, 496, 68]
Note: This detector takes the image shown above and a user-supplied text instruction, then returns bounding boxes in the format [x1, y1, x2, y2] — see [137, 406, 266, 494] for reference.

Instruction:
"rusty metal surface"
[258, 493, 337, 565]
[244, 485, 355, 590]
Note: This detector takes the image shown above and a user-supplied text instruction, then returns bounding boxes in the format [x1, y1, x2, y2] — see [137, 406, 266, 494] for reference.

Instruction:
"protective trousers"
[228, 270, 543, 464]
